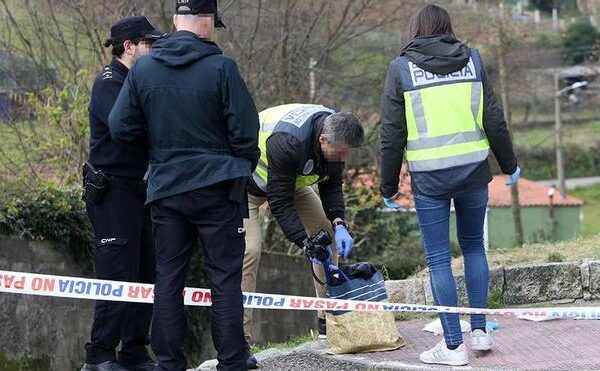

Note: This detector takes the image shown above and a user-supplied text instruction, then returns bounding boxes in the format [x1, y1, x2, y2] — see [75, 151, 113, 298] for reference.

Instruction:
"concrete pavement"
[253, 315, 600, 370]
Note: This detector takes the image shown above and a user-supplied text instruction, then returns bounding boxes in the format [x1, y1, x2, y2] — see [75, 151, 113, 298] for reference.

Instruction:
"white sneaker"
[419, 340, 468, 366]
[471, 329, 493, 351]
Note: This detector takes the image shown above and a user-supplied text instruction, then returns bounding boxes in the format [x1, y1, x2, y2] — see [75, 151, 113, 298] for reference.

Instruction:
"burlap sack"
[325, 265, 406, 354]
[326, 309, 406, 354]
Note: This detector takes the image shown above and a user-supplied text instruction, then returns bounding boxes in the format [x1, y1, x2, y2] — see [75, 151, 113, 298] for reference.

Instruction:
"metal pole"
[554, 73, 566, 198]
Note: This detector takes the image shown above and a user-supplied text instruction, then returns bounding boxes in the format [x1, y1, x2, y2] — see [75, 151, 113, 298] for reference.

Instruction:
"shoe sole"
[318, 334, 327, 340]
[419, 358, 469, 366]
[472, 344, 493, 351]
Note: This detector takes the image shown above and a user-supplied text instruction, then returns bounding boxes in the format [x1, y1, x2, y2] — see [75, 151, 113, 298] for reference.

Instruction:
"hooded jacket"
[380, 35, 517, 198]
[109, 31, 260, 203]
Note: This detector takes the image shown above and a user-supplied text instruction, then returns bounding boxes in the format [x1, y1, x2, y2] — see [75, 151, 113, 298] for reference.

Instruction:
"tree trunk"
[497, 7, 525, 247]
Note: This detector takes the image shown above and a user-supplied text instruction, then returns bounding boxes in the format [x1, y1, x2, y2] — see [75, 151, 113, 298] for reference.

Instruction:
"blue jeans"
[414, 186, 489, 346]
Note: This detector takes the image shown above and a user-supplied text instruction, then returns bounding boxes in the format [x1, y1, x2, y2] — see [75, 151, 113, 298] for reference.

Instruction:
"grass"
[512, 119, 600, 150]
[487, 289, 505, 309]
[510, 109, 600, 128]
[0, 352, 50, 371]
[412, 234, 600, 277]
[571, 184, 600, 236]
[250, 333, 318, 354]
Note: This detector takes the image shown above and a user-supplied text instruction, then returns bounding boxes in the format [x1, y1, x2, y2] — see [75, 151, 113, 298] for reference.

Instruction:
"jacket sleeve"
[222, 59, 261, 171]
[379, 59, 407, 198]
[266, 133, 307, 247]
[91, 78, 122, 126]
[108, 68, 147, 148]
[318, 162, 345, 222]
[481, 65, 518, 175]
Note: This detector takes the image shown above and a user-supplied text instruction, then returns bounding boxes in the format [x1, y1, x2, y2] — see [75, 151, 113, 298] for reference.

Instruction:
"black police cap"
[175, 0, 226, 28]
[105, 16, 165, 47]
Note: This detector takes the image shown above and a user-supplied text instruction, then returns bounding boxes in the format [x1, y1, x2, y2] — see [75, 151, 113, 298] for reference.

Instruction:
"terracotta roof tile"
[350, 165, 583, 209]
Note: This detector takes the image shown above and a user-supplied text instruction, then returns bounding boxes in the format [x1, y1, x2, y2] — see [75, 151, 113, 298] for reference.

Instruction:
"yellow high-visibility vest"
[396, 49, 490, 172]
[253, 104, 335, 192]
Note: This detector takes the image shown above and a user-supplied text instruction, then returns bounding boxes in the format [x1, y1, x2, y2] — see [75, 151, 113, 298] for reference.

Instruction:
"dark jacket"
[88, 59, 148, 179]
[109, 31, 260, 203]
[249, 114, 345, 246]
[380, 35, 517, 198]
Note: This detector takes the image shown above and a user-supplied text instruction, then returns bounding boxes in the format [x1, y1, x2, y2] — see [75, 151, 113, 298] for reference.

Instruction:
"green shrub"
[561, 17, 600, 65]
[0, 182, 93, 270]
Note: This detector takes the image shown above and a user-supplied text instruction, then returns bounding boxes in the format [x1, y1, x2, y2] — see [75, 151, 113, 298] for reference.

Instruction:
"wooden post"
[554, 73, 566, 198]
[498, 4, 525, 247]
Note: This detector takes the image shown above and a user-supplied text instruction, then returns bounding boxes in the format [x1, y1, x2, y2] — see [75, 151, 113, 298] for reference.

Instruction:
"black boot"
[246, 341, 258, 369]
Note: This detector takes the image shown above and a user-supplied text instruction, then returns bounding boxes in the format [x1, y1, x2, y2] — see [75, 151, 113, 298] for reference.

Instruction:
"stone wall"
[252, 252, 317, 343]
[0, 235, 95, 371]
[386, 260, 600, 307]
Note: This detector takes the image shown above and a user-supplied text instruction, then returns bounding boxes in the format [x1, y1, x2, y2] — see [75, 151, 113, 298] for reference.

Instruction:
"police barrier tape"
[1, 270, 600, 319]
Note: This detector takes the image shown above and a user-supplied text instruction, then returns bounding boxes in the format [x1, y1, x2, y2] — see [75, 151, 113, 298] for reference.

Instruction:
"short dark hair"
[322, 112, 364, 148]
[103, 37, 142, 57]
[408, 4, 456, 40]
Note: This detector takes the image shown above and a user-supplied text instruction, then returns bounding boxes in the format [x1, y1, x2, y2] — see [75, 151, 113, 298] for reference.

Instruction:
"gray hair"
[322, 112, 364, 148]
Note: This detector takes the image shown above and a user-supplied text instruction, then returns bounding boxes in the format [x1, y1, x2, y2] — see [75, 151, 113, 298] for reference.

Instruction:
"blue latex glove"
[506, 166, 521, 186]
[335, 225, 354, 259]
[383, 197, 400, 210]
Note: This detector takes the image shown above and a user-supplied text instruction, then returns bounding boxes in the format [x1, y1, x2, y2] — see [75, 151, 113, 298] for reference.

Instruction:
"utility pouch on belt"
[82, 162, 109, 204]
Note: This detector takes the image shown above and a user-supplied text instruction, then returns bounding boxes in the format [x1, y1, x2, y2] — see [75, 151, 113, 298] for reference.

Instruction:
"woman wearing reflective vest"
[379, 4, 520, 366]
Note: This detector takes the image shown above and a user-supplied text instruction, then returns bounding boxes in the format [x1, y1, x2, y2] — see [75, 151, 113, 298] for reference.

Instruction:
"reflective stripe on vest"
[402, 55, 490, 172]
[254, 104, 333, 192]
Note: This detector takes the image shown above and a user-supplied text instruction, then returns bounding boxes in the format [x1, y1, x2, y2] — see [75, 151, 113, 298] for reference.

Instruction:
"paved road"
[536, 176, 600, 190]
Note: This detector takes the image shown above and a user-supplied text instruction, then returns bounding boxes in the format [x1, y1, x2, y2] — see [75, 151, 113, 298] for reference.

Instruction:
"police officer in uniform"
[82, 16, 164, 371]
[379, 4, 519, 366]
[109, 1, 259, 370]
[242, 104, 364, 367]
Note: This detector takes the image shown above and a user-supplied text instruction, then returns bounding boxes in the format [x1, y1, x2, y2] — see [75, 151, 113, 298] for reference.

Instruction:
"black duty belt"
[107, 175, 146, 195]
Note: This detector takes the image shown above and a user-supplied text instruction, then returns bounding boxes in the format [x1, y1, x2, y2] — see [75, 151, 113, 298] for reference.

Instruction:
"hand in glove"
[383, 197, 400, 210]
[335, 224, 354, 259]
[506, 166, 521, 186]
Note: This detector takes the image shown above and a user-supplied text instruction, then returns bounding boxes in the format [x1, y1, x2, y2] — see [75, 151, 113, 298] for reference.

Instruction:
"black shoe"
[123, 360, 156, 371]
[81, 361, 128, 371]
[318, 318, 327, 339]
[245, 341, 258, 369]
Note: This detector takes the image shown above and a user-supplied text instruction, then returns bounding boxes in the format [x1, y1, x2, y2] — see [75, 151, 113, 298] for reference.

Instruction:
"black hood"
[402, 34, 471, 75]
[151, 31, 222, 67]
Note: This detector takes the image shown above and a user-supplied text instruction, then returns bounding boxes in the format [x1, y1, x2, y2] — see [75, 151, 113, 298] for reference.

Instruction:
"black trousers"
[150, 184, 247, 371]
[85, 187, 155, 366]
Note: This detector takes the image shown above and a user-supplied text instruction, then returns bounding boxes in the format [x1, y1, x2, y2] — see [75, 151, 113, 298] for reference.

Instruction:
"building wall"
[487, 206, 581, 249]
[408, 206, 581, 250]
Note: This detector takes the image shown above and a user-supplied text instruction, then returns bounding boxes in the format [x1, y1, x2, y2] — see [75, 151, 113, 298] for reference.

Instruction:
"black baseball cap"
[106, 16, 166, 46]
[175, 0, 226, 28]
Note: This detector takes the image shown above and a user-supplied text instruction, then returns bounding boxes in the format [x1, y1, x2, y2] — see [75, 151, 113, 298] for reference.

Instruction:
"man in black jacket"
[109, 1, 260, 370]
[242, 104, 364, 358]
[82, 16, 164, 371]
